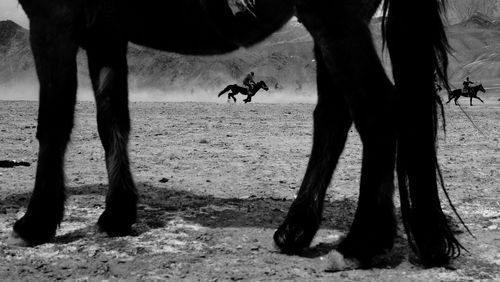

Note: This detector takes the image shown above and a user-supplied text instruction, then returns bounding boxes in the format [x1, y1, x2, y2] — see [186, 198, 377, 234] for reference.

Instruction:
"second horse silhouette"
[218, 81, 269, 103]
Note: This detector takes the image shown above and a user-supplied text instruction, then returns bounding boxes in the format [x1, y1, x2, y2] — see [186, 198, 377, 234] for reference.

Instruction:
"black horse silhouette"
[12, 0, 462, 268]
[446, 84, 486, 106]
[218, 81, 269, 103]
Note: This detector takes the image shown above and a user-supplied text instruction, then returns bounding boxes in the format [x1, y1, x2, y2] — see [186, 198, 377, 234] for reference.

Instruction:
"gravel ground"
[0, 99, 498, 281]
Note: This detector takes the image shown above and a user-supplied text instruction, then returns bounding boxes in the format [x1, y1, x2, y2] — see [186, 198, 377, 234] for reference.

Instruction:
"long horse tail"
[383, 0, 466, 265]
[218, 85, 234, 97]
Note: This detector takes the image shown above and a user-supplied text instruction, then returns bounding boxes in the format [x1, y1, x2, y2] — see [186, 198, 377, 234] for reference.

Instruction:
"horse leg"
[86, 27, 137, 236]
[276, 2, 398, 263]
[274, 46, 353, 254]
[470, 96, 473, 106]
[309, 14, 397, 262]
[476, 96, 484, 104]
[10, 14, 79, 246]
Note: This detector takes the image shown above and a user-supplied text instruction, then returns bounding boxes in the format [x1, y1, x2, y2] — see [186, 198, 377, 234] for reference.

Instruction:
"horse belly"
[124, 0, 294, 55]
[124, 0, 237, 55]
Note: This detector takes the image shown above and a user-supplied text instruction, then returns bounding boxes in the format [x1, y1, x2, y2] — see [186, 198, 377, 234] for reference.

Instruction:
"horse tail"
[447, 89, 454, 100]
[383, 0, 466, 265]
[218, 85, 233, 97]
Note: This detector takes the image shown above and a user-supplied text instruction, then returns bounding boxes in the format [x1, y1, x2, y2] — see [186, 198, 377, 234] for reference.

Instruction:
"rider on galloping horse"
[463, 77, 475, 95]
[243, 72, 256, 93]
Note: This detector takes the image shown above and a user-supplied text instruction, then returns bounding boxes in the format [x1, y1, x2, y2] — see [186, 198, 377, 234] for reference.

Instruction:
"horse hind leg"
[86, 25, 137, 236]
[10, 13, 79, 246]
[319, 20, 397, 263]
[282, 2, 397, 264]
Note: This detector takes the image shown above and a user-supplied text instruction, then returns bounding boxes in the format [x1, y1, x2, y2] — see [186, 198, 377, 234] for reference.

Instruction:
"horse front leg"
[10, 15, 79, 246]
[86, 27, 137, 236]
[274, 46, 352, 254]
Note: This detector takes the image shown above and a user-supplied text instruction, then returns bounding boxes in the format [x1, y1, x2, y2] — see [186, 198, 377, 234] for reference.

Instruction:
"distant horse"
[218, 81, 269, 103]
[446, 84, 486, 106]
[13, 0, 462, 268]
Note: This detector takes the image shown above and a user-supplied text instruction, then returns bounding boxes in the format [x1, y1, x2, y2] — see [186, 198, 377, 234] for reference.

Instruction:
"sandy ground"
[0, 97, 499, 281]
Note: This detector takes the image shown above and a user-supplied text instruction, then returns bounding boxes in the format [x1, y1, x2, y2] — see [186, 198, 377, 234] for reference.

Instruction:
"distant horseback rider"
[243, 72, 256, 92]
[463, 77, 474, 95]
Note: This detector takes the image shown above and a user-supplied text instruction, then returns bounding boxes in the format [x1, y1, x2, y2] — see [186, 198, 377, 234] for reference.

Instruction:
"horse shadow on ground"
[0, 182, 407, 266]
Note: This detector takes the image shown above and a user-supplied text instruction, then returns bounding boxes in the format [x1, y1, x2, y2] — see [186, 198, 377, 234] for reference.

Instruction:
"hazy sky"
[0, 0, 28, 27]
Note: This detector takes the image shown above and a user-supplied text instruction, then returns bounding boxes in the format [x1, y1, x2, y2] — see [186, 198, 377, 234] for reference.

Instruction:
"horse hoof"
[11, 216, 57, 246]
[323, 250, 360, 272]
[337, 229, 394, 263]
[273, 214, 319, 254]
[274, 224, 308, 254]
[7, 231, 35, 247]
[97, 209, 135, 237]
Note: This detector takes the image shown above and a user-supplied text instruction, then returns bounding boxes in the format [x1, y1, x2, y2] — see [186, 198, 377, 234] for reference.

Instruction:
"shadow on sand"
[0, 182, 407, 265]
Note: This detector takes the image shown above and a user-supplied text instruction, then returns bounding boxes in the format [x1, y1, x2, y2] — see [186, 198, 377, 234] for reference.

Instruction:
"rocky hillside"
[446, 13, 500, 85]
[0, 20, 32, 84]
[370, 12, 500, 87]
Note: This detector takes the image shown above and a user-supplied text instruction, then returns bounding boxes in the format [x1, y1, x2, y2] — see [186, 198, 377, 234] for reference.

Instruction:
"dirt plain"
[0, 95, 499, 281]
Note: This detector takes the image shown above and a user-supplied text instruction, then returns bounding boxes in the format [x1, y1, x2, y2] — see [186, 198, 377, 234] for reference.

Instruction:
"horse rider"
[243, 72, 256, 92]
[463, 77, 474, 95]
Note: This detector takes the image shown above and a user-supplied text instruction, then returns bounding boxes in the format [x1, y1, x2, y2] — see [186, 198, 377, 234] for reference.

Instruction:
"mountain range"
[2, 13, 500, 100]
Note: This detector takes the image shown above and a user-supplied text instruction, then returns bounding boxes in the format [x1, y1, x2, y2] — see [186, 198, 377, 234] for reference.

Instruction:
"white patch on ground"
[129, 217, 207, 254]
[311, 229, 345, 246]
[407, 270, 468, 281]
[459, 205, 500, 230]
[0, 197, 209, 262]
[458, 204, 500, 218]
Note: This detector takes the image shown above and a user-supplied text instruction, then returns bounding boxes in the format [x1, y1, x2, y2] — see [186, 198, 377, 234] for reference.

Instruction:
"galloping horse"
[446, 84, 486, 106]
[12, 0, 462, 268]
[218, 80, 269, 103]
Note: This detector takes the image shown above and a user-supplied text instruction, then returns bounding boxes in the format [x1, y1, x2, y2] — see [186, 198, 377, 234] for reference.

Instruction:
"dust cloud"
[127, 87, 317, 104]
[0, 83, 318, 104]
[0, 83, 38, 101]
